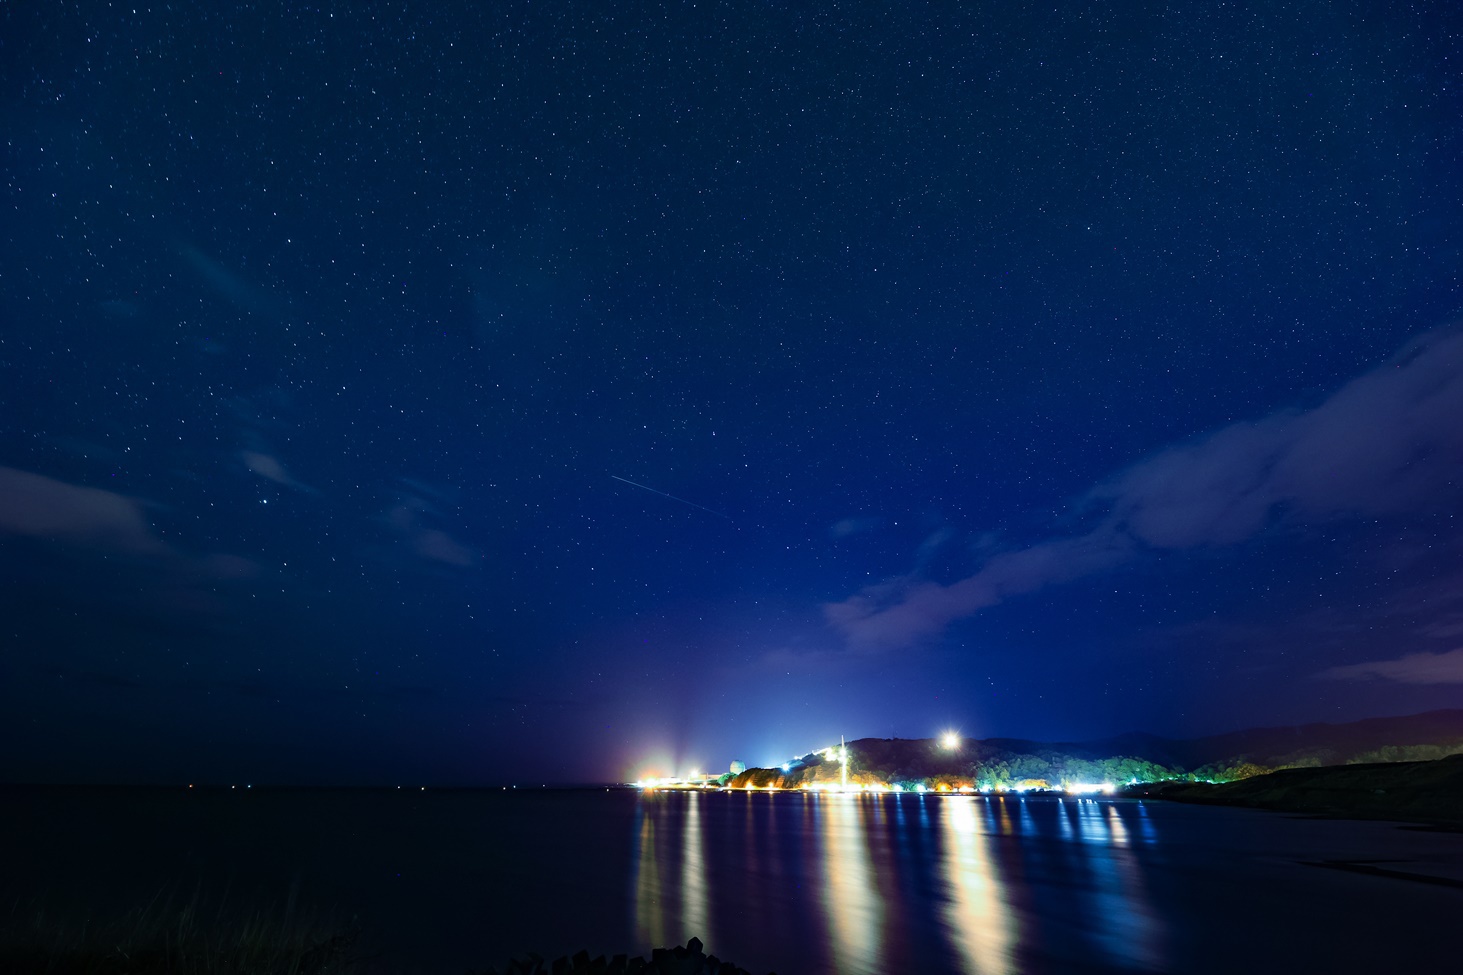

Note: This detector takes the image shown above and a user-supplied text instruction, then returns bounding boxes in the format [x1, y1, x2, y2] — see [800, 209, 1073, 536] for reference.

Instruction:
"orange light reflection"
[818, 794, 884, 974]
[941, 797, 1015, 975]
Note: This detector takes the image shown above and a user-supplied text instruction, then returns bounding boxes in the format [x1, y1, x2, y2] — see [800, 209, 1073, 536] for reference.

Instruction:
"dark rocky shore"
[1128, 752, 1463, 827]
[476, 938, 771, 975]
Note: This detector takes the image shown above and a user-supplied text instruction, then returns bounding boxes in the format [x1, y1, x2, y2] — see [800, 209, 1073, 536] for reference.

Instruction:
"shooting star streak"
[610, 475, 730, 519]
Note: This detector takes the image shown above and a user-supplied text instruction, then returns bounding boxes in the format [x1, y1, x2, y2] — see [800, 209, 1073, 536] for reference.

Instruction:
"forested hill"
[727, 709, 1463, 791]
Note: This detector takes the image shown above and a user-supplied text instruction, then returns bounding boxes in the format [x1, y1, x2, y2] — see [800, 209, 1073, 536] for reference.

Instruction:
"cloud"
[1093, 328, 1463, 547]
[1318, 648, 1463, 685]
[830, 516, 881, 539]
[241, 450, 316, 493]
[381, 482, 477, 568]
[827, 327, 1463, 649]
[0, 467, 263, 595]
[0, 466, 167, 555]
[1422, 620, 1463, 640]
[179, 244, 288, 318]
[827, 528, 1132, 650]
[414, 528, 476, 567]
[242, 450, 291, 483]
[200, 553, 262, 580]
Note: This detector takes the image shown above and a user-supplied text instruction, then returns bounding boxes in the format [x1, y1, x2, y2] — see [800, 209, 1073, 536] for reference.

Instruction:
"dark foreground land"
[475, 939, 766, 975]
[1133, 752, 1463, 827]
[0, 912, 747, 975]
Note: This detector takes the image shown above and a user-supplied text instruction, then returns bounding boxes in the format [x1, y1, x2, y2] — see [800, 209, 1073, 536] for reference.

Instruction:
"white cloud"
[827, 327, 1463, 649]
[1318, 648, 1463, 685]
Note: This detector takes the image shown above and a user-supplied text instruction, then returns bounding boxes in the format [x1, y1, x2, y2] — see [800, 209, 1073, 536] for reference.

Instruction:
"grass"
[1, 885, 363, 975]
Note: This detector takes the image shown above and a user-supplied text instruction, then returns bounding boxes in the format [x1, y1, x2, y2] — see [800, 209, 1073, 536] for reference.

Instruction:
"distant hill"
[726, 709, 1463, 791]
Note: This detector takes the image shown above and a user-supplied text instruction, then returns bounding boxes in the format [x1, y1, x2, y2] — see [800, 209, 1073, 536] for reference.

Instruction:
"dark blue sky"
[3, 1, 1461, 785]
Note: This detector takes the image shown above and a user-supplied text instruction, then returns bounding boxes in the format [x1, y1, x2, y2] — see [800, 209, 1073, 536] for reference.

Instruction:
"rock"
[509, 952, 544, 974]
[489, 939, 774, 975]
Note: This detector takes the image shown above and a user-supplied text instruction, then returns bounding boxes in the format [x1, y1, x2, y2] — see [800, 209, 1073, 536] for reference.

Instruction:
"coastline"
[1125, 753, 1463, 829]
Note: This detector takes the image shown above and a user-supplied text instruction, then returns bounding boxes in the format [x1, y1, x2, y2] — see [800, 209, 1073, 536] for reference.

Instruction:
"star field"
[2, 0, 1461, 784]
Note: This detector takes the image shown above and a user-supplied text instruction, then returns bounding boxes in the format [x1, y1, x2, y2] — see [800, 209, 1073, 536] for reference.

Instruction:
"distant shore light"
[941, 731, 960, 750]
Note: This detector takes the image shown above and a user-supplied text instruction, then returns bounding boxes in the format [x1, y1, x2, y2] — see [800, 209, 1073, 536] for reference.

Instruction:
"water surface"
[4, 787, 1459, 973]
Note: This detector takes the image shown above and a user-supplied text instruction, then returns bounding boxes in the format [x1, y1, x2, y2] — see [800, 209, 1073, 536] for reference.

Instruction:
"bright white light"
[782, 763, 791, 772]
[1067, 782, 1117, 796]
[941, 731, 960, 750]
[916, 784, 928, 793]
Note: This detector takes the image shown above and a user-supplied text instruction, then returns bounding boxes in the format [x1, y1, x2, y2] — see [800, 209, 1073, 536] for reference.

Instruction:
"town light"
[1067, 782, 1117, 795]
[941, 731, 960, 750]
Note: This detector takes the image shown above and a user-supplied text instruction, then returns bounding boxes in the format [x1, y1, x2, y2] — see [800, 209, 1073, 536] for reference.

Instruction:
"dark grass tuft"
[1, 887, 363, 975]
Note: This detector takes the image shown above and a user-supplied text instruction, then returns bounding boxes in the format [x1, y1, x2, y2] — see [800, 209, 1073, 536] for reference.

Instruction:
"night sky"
[3, 1, 1461, 786]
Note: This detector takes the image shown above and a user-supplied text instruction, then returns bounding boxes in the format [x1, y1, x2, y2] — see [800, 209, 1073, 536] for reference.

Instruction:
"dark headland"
[1129, 752, 1463, 828]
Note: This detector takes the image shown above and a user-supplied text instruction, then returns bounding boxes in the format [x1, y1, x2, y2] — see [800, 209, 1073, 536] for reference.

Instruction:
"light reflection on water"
[1095, 804, 1161, 970]
[682, 791, 711, 949]
[631, 804, 664, 950]
[818, 795, 884, 974]
[941, 797, 1015, 975]
[631, 792, 1168, 974]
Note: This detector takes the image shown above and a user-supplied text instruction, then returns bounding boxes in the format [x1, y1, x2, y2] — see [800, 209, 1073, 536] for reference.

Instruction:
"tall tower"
[841, 734, 847, 791]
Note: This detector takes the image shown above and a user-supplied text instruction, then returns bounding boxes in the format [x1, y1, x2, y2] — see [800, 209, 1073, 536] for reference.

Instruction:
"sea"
[3, 786, 1460, 974]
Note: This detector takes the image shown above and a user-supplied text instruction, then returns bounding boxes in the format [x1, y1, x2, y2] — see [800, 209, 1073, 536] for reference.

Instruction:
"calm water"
[4, 787, 1461, 974]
